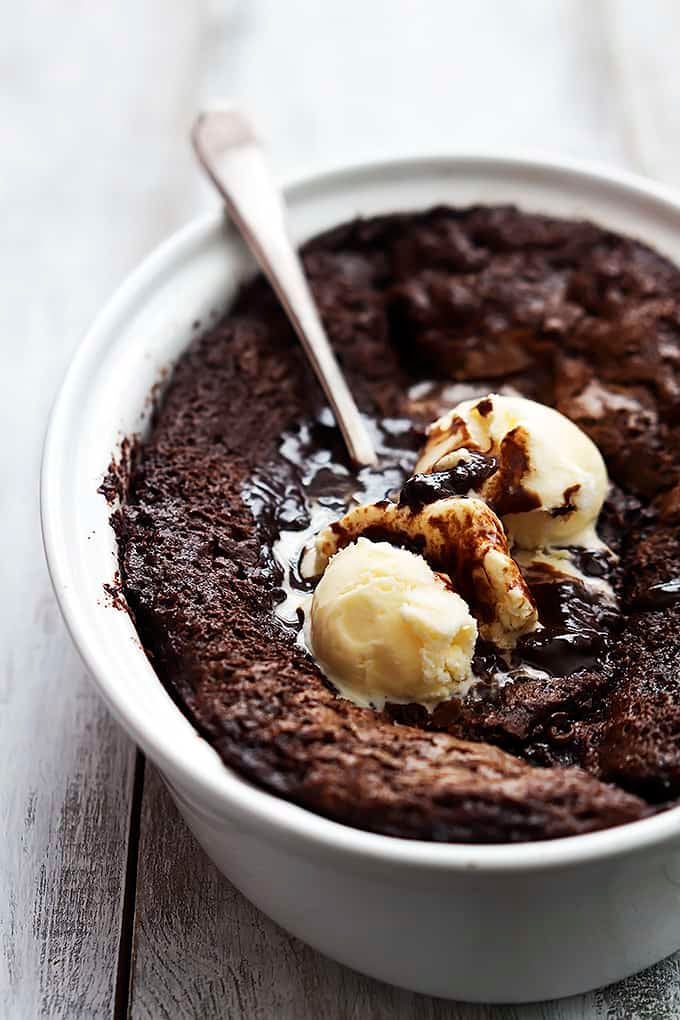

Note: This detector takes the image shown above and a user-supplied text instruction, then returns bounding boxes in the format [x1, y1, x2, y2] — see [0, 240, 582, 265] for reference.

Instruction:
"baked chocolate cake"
[112, 206, 680, 843]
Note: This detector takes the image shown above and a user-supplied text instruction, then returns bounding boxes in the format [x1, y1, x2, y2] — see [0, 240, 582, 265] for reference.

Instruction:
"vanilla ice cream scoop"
[308, 495, 538, 648]
[309, 538, 477, 709]
[415, 394, 608, 548]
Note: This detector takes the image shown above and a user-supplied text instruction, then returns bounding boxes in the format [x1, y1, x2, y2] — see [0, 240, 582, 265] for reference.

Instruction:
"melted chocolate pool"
[241, 406, 421, 632]
[244, 398, 623, 697]
[517, 574, 618, 675]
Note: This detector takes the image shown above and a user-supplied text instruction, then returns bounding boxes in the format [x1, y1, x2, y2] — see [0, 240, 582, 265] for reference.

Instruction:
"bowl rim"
[42, 150, 680, 873]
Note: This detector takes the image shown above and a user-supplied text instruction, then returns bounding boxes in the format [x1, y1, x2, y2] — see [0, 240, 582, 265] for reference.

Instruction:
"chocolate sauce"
[550, 483, 581, 518]
[242, 408, 421, 611]
[518, 629, 605, 675]
[398, 453, 498, 512]
[517, 575, 617, 675]
[486, 427, 542, 516]
[563, 546, 614, 578]
[475, 397, 493, 417]
[632, 578, 680, 611]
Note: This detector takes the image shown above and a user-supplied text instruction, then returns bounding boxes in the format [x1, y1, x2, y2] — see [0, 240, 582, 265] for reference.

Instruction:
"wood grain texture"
[130, 768, 525, 1020]
[6, 0, 680, 1016]
[0, 0, 202, 1016]
[131, 772, 680, 1020]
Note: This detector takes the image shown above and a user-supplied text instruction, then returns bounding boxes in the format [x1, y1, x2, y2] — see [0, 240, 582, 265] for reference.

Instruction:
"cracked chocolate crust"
[113, 205, 680, 842]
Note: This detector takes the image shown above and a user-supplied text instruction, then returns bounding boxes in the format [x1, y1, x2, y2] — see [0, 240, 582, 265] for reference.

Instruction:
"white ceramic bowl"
[42, 155, 680, 1003]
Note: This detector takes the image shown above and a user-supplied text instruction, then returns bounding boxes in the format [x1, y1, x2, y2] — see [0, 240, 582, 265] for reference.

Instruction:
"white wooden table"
[3, 2, 680, 1015]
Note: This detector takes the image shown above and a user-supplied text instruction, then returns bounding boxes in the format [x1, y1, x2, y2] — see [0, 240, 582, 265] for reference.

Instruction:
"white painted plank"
[601, 0, 680, 186]
[0, 1, 204, 1015]
[132, 771, 680, 1020]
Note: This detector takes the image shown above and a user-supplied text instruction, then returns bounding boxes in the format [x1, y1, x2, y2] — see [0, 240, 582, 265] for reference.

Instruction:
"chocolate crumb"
[98, 436, 138, 505]
[475, 397, 493, 416]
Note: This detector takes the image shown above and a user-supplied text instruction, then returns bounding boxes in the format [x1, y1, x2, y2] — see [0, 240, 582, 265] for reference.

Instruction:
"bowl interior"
[42, 155, 680, 868]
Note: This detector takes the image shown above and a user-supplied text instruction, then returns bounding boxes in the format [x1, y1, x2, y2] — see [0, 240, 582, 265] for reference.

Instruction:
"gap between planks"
[114, 752, 147, 1020]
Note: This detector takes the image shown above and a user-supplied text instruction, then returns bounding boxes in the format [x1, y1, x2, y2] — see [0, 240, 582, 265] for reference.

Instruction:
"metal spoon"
[192, 109, 377, 468]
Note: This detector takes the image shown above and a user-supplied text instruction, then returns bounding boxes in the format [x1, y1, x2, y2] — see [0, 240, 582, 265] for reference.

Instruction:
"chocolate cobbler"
[111, 206, 680, 843]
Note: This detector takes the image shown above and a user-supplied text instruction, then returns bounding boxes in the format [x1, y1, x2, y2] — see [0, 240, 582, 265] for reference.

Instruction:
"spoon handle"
[192, 110, 377, 468]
